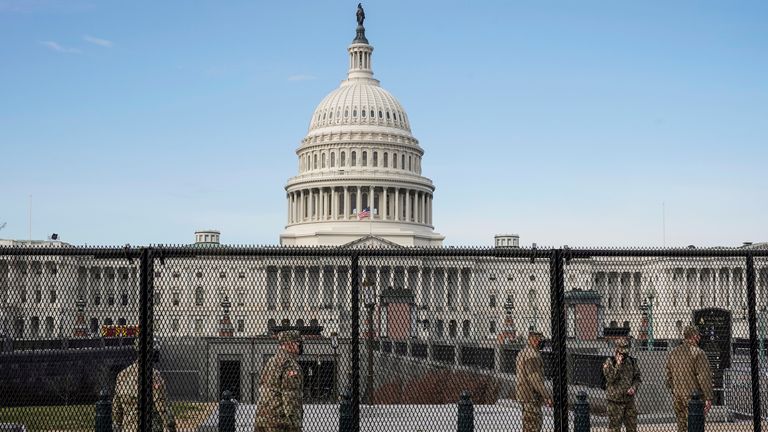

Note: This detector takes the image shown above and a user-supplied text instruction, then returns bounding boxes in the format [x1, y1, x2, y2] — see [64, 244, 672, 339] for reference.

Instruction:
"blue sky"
[1, 1, 766, 247]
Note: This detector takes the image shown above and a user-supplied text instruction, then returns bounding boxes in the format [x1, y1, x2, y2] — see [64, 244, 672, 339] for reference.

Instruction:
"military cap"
[278, 330, 302, 343]
[615, 338, 631, 354]
[683, 325, 700, 338]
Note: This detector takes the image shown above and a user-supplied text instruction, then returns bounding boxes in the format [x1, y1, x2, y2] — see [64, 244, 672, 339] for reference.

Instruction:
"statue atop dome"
[353, 3, 369, 44]
[356, 3, 365, 26]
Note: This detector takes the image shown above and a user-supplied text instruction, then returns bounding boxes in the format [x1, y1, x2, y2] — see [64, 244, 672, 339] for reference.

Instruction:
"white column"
[344, 187, 350, 220]
[395, 189, 400, 221]
[421, 192, 427, 224]
[370, 185, 374, 217]
[299, 190, 304, 222]
[332, 188, 338, 220]
[356, 186, 362, 217]
[383, 188, 388, 221]
[405, 189, 411, 222]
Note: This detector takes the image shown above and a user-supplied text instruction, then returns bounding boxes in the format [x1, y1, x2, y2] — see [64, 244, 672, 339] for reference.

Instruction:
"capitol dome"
[308, 83, 412, 134]
[279, 6, 443, 247]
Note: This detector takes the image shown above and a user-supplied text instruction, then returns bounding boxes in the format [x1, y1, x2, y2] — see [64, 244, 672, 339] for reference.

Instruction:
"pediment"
[340, 235, 406, 249]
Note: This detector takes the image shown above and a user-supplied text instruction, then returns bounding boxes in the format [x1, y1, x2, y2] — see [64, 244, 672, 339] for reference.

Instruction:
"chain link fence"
[1, 246, 766, 431]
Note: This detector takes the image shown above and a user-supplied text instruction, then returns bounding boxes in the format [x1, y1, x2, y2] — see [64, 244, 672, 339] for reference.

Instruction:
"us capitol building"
[1, 10, 767, 349]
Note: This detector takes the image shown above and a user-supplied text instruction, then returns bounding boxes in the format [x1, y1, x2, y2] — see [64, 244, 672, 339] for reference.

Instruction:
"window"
[409, 156, 412, 171]
[49, 290, 56, 304]
[393, 153, 398, 169]
[45, 317, 54, 336]
[373, 152, 378, 167]
[341, 151, 346, 166]
[331, 152, 336, 167]
[370, 110, 374, 118]
[344, 109, 348, 117]
[489, 294, 496, 308]
[378, 110, 383, 118]
[31, 317, 40, 337]
[195, 286, 204, 306]
[362, 151, 367, 166]
[313, 154, 317, 169]
[401, 155, 405, 169]
[383, 152, 388, 168]
[362, 109, 366, 118]
[94, 294, 100, 306]
[107, 293, 115, 306]
[237, 319, 244, 333]
[353, 109, 357, 117]
[322, 153, 326, 168]
[351, 151, 357, 166]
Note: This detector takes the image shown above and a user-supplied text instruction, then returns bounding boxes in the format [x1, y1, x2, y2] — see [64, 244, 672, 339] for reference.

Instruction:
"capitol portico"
[280, 13, 443, 247]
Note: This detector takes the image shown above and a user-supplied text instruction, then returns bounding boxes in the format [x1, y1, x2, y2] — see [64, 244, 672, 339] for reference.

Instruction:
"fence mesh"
[0, 246, 765, 431]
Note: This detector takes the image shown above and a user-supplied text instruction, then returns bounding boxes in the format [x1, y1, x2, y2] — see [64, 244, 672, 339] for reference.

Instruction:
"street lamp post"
[646, 286, 656, 351]
[760, 308, 766, 366]
[331, 332, 339, 400]
[363, 278, 376, 405]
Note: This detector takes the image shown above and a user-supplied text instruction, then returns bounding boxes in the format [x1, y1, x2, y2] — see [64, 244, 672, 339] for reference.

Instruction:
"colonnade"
[287, 186, 433, 226]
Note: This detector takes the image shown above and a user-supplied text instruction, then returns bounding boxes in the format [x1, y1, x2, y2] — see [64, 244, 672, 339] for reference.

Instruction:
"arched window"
[449, 320, 458, 339]
[383, 152, 388, 168]
[409, 156, 412, 171]
[362, 151, 367, 166]
[462, 320, 471, 338]
[353, 109, 357, 117]
[378, 110, 383, 118]
[370, 110, 375, 118]
[373, 152, 378, 167]
[401, 154, 406, 169]
[393, 153, 398, 169]
[386, 111, 390, 120]
[362, 109, 366, 118]
[344, 109, 349, 117]
[331, 152, 336, 167]
[321, 153, 326, 168]
[351, 151, 357, 166]
[341, 151, 346, 166]
[313, 154, 317, 169]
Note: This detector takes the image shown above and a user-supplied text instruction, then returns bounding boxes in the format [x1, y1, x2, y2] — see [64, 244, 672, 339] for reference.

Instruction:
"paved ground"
[197, 402, 759, 432]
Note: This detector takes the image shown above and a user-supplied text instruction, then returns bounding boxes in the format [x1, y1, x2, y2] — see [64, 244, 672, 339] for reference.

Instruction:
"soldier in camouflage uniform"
[666, 325, 714, 432]
[255, 330, 304, 432]
[515, 331, 552, 432]
[603, 338, 641, 432]
[113, 337, 176, 432]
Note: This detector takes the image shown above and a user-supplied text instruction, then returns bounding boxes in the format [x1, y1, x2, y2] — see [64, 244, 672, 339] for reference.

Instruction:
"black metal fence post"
[688, 390, 705, 432]
[138, 247, 152, 431]
[350, 253, 361, 432]
[94, 389, 112, 432]
[339, 387, 354, 432]
[457, 390, 474, 432]
[219, 390, 236, 432]
[573, 391, 590, 432]
[549, 249, 568, 432]
[746, 253, 762, 432]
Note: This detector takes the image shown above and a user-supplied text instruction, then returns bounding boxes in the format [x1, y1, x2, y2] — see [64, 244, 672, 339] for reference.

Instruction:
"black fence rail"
[0, 245, 766, 432]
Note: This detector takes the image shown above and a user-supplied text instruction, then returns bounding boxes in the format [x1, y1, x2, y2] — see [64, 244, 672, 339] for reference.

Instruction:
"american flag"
[357, 207, 371, 220]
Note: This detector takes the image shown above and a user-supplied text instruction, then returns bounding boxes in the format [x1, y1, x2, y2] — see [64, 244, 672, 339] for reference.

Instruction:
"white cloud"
[287, 74, 316, 81]
[83, 35, 113, 47]
[39, 41, 81, 54]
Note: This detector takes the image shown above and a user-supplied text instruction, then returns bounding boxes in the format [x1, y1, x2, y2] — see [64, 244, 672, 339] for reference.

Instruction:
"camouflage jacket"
[603, 355, 641, 403]
[665, 340, 714, 401]
[112, 362, 176, 432]
[255, 350, 304, 429]
[515, 345, 551, 404]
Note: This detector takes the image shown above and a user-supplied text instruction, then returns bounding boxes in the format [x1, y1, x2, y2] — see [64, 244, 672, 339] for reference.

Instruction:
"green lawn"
[0, 402, 214, 431]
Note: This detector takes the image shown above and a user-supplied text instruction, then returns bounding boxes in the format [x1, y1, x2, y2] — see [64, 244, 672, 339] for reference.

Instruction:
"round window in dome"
[345, 110, 349, 117]
[378, 111, 383, 118]
[329, 111, 333, 119]
[353, 110, 357, 117]
[370, 110, 374, 118]
[361, 110, 366, 118]
[393, 112, 397, 121]
[386, 111, 390, 120]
